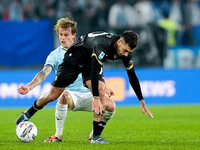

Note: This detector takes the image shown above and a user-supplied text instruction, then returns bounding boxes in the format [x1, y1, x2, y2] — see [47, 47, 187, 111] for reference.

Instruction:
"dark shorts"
[51, 61, 105, 88]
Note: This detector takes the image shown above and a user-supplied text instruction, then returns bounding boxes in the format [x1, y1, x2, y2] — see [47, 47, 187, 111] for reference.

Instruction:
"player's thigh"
[69, 91, 93, 112]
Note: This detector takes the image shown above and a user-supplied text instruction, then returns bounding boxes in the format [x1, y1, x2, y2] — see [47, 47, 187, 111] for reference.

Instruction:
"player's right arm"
[17, 65, 53, 95]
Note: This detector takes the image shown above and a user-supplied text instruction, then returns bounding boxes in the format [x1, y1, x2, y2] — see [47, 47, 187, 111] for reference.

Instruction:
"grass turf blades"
[0, 105, 199, 150]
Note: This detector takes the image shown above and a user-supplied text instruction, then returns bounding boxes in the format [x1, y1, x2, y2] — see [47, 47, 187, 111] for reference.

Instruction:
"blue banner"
[0, 68, 199, 108]
[0, 20, 54, 66]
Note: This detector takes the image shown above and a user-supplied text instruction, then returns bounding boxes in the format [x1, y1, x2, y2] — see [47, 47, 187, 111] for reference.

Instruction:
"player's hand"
[17, 85, 30, 95]
[92, 97, 104, 114]
[105, 87, 115, 97]
[140, 99, 153, 118]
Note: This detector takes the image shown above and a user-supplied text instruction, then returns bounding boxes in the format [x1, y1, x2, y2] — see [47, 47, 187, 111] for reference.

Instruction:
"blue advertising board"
[0, 68, 199, 108]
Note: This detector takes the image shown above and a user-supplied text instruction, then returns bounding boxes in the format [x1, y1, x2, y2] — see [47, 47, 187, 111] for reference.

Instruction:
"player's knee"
[105, 99, 116, 112]
[59, 91, 71, 104]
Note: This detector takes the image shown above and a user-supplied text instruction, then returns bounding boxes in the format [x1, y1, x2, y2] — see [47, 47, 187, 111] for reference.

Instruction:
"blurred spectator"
[132, 0, 154, 27]
[56, 0, 66, 19]
[108, 0, 134, 30]
[152, 1, 164, 22]
[0, 0, 6, 19]
[23, 1, 39, 20]
[3, 0, 23, 21]
[82, 0, 97, 33]
[196, 50, 200, 67]
[94, 0, 109, 31]
[46, 5, 56, 24]
[182, 0, 200, 46]
[0, 0, 200, 69]
[158, 9, 178, 47]
[169, 0, 183, 45]
[67, 0, 83, 20]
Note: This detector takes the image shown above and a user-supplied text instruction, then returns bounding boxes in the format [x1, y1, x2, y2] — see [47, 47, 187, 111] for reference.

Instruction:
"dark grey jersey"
[63, 31, 133, 69]
[59, 31, 143, 100]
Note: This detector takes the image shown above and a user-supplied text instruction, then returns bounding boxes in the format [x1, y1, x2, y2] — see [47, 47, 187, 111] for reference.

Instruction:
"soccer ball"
[16, 121, 37, 143]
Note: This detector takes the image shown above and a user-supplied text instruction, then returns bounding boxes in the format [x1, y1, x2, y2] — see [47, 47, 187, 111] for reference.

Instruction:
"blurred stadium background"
[0, 0, 200, 107]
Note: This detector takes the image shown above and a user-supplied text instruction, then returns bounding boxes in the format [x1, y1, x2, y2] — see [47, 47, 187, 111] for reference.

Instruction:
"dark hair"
[120, 30, 139, 49]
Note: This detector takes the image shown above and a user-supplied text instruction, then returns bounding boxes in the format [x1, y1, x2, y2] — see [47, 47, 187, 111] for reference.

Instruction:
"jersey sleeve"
[122, 55, 134, 70]
[123, 56, 144, 101]
[44, 51, 57, 69]
[91, 44, 105, 97]
[92, 44, 107, 63]
[91, 55, 102, 97]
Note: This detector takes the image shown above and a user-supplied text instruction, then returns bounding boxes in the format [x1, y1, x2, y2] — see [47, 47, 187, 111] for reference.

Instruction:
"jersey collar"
[61, 46, 68, 51]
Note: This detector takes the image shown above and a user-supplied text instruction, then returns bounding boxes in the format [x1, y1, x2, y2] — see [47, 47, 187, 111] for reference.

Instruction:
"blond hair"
[54, 17, 77, 35]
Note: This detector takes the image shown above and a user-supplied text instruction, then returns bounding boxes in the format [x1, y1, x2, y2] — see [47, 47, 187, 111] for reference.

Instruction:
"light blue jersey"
[44, 46, 89, 92]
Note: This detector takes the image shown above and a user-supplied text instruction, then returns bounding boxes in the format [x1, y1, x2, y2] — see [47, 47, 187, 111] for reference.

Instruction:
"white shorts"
[67, 91, 93, 112]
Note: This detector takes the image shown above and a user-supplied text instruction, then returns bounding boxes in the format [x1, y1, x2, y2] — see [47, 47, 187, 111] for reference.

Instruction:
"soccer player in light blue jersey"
[16, 18, 116, 143]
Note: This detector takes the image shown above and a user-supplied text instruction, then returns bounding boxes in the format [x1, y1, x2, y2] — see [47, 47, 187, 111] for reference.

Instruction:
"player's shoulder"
[87, 32, 118, 47]
[53, 46, 62, 52]
[87, 31, 115, 39]
[49, 46, 64, 55]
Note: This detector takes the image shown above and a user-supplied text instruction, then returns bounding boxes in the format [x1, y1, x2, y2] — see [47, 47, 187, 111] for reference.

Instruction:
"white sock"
[55, 102, 68, 139]
[102, 110, 115, 123]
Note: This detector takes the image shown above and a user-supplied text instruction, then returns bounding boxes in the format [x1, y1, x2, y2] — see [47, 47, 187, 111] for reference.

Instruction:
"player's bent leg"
[36, 86, 65, 107]
[60, 91, 75, 110]
[90, 96, 116, 142]
[89, 111, 115, 140]
[15, 100, 42, 127]
[44, 90, 75, 143]
[103, 96, 116, 122]
[16, 86, 65, 127]
[54, 91, 73, 140]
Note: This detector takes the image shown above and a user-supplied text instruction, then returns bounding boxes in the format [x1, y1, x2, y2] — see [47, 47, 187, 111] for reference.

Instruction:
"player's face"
[116, 39, 134, 57]
[58, 27, 76, 49]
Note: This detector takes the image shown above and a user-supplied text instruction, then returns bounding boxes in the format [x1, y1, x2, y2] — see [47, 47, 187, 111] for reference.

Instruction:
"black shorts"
[51, 61, 105, 88]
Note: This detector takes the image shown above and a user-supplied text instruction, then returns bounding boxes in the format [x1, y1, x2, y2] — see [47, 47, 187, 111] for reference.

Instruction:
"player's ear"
[73, 33, 76, 40]
[117, 39, 121, 45]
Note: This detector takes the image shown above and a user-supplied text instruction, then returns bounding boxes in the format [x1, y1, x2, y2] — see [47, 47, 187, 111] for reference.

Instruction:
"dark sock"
[26, 100, 43, 117]
[93, 121, 106, 139]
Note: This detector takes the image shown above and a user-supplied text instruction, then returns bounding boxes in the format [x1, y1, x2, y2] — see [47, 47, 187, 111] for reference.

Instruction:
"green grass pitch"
[0, 105, 199, 150]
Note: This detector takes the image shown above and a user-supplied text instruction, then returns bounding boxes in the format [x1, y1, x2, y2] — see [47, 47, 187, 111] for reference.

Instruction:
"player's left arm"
[91, 52, 104, 114]
[123, 58, 153, 118]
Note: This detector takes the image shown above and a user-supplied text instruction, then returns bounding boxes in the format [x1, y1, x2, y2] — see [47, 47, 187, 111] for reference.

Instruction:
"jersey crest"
[98, 52, 105, 60]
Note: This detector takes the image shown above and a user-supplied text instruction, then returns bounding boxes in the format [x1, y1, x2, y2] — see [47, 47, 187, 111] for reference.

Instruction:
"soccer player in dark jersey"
[16, 30, 153, 144]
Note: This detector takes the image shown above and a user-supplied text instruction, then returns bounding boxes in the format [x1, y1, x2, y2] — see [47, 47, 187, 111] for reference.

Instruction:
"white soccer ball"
[16, 121, 37, 143]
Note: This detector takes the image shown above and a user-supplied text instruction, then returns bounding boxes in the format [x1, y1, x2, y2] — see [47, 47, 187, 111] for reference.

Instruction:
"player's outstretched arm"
[140, 99, 153, 118]
[17, 65, 53, 95]
[17, 85, 30, 95]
